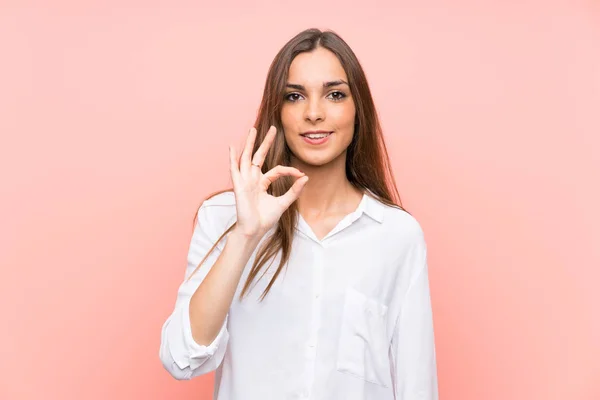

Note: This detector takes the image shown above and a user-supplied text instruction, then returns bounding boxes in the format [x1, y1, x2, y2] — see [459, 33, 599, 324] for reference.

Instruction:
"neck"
[290, 152, 363, 217]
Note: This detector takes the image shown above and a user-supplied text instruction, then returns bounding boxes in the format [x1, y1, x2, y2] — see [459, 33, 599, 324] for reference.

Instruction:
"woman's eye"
[285, 93, 302, 102]
[328, 91, 346, 101]
[285, 91, 346, 102]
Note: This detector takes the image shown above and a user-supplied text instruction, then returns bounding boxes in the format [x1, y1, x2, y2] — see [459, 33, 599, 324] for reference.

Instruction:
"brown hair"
[186, 28, 408, 301]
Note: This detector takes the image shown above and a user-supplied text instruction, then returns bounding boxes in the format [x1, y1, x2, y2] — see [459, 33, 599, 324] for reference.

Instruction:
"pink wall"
[1, 1, 598, 399]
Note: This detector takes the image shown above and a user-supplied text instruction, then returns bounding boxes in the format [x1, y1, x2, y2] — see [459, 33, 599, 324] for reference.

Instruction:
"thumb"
[278, 175, 309, 210]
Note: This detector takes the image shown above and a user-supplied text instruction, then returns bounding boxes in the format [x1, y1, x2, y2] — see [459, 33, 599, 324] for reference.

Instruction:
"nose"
[303, 97, 324, 123]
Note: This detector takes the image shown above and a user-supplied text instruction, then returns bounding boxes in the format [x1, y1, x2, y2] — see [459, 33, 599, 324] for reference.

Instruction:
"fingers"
[278, 175, 309, 210]
[262, 165, 305, 189]
[251, 126, 277, 167]
[240, 127, 257, 172]
[229, 145, 241, 186]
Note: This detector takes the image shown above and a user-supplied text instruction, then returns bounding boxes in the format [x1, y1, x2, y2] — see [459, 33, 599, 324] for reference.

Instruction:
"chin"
[300, 157, 331, 167]
[292, 150, 345, 168]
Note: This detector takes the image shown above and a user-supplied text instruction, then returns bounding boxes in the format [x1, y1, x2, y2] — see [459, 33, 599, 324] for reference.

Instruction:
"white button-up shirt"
[160, 191, 438, 400]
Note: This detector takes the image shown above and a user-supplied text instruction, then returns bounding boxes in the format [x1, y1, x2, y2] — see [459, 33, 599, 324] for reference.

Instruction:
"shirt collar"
[357, 190, 385, 223]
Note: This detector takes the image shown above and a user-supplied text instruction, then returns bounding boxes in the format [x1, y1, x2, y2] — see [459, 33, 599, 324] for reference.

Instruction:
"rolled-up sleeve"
[159, 203, 232, 380]
[389, 235, 439, 399]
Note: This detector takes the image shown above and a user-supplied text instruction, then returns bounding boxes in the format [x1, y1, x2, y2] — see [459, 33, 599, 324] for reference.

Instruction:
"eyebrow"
[285, 79, 348, 91]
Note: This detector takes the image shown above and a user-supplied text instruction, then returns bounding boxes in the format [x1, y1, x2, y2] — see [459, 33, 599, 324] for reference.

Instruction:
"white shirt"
[160, 191, 438, 400]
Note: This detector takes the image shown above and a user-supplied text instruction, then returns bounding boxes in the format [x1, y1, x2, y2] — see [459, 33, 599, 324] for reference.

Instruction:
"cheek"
[280, 107, 297, 142]
[330, 103, 356, 127]
[281, 106, 298, 126]
[335, 104, 356, 147]
[332, 111, 356, 145]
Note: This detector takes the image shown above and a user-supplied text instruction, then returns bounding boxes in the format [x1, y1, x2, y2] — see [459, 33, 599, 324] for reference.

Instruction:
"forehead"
[287, 47, 347, 83]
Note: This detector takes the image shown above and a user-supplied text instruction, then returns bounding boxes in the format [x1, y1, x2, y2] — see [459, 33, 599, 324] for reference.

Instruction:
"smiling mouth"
[300, 131, 333, 139]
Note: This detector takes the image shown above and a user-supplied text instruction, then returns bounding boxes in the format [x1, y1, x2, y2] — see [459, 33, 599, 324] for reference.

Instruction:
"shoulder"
[379, 202, 426, 249]
[196, 191, 237, 235]
[376, 205, 429, 283]
[201, 190, 236, 208]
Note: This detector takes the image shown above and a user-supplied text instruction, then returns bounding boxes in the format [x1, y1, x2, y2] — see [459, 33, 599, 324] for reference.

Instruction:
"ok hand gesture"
[229, 126, 309, 239]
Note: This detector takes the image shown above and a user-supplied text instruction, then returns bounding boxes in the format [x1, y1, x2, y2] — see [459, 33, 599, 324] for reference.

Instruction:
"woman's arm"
[190, 227, 261, 346]
[389, 236, 439, 399]
[159, 203, 259, 380]
[160, 126, 308, 380]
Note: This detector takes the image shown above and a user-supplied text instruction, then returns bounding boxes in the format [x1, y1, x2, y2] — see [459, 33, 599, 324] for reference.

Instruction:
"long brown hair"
[186, 28, 407, 301]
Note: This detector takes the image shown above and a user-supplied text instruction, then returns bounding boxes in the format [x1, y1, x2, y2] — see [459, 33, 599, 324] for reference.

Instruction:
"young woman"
[160, 28, 438, 400]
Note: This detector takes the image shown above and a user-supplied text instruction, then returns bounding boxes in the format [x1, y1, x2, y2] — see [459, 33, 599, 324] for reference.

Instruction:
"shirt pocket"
[336, 286, 391, 388]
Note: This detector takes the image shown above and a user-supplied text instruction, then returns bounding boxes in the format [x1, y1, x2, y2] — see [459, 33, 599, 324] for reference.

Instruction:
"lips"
[300, 130, 333, 138]
[300, 131, 332, 145]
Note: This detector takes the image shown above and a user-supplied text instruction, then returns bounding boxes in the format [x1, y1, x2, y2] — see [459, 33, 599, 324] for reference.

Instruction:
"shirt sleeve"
[159, 203, 232, 380]
[389, 235, 439, 399]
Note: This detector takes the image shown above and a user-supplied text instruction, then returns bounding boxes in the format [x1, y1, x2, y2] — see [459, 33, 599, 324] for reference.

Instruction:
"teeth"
[306, 133, 330, 139]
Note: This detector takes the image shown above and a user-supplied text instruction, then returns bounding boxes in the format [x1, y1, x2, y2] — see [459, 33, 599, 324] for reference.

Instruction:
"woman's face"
[281, 47, 356, 168]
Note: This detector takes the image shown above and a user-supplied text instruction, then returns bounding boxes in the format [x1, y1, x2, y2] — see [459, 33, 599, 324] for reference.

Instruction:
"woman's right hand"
[229, 126, 309, 239]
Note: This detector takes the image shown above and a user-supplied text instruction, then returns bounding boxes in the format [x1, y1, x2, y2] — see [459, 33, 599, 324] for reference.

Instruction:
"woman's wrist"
[229, 227, 264, 251]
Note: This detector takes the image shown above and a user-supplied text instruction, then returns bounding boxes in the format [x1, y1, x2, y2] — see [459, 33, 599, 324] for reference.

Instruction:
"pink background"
[1, 1, 599, 399]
